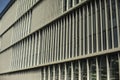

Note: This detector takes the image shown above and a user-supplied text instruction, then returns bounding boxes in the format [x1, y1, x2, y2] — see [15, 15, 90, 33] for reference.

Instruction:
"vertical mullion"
[16, 44, 19, 69]
[43, 30, 46, 63]
[71, 62, 74, 80]
[79, 9, 81, 56]
[14, 45, 17, 69]
[23, 40, 26, 68]
[60, 19, 63, 60]
[16, 43, 19, 69]
[95, 0, 99, 52]
[42, 31, 45, 64]
[20, 41, 23, 68]
[46, 28, 49, 63]
[25, 38, 28, 68]
[49, 26, 52, 62]
[48, 67, 50, 80]
[41, 31, 43, 64]
[54, 23, 57, 61]
[65, 16, 68, 59]
[44, 68, 46, 80]
[109, 0, 114, 48]
[62, 18, 65, 59]
[87, 59, 89, 80]
[48, 27, 50, 62]
[72, 12, 75, 57]
[57, 21, 60, 61]
[75, 10, 78, 57]
[53, 66, 55, 80]
[34, 33, 37, 66]
[104, 0, 109, 50]
[59, 64, 61, 80]
[24, 40, 27, 68]
[31, 35, 34, 66]
[51, 25, 55, 62]
[65, 63, 67, 80]
[96, 58, 99, 80]
[115, 0, 120, 48]
[83, 6, 85, 55]
[78, 61, 81, 80]
[87, 5, 89, 54]
[99, 0, 103, 51]
[69, 14, 72, 58]
[37, 31, 41, 65]
[90, 2, 93, 53]
[106, 55, 110, 80]
[27, 37, 31, 67]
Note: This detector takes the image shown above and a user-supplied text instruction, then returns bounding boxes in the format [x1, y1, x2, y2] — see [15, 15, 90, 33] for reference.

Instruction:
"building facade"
[0, 0, 120, 80]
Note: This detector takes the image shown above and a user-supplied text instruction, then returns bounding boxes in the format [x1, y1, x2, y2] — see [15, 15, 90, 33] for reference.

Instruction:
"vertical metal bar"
[106, 55, 110, 80]
[48, 67, 50, 80]
[65, 63, 67, 80]
[53, 66, 55, 80]
[79, 8, 81, 56]
[87, 4, 89, 54]
[96, 57, 99, 80]
[99, 0, 103, 51]
[115, 0, 120, 48]
[59, 64, 61, 80]
[78, 60, 81, 80]
[75, 10, 78, 57]
[90, 1, 93, 53]
[109, 0, 114, 48]
[69, 14, 72, 58]
[37, 31, 41, 65]
[83, 6, 85, 55]
[60, 19, 63, 60]
[72, 12, 75, 57]
[65, 15, 68, 59]
[62, 18, 65, 59]
[71, 62, 74, 80]
[95, 0, 99, 52]
[54, 23, 57, 61]
[87, 59, 89, 80]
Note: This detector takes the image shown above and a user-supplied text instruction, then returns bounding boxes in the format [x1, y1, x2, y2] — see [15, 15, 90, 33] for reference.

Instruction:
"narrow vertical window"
[68, 0, 73, 9]
[73, 61, 79, 80]
[50, 66, 53, 80]
[88, 3, 92, 53]
[98, 56, 107, 80]
[63, 0, 67, 11]
[84, 6, 87, 54]
[66, 62, 71, 80]
[81, 60, 87, 80]
[109, 54, 119, 79]
[61, 64, 65, 80]
[89, 58, 96, 80]
[101, 0, 107, 50]
[111, 0, 118, 48]
[97, 0, 102, 51]
[74, 0, 79, 5]
[92, 0, 96, 52]
[106, 0, 112, 49]
[55, 65, 59, 80]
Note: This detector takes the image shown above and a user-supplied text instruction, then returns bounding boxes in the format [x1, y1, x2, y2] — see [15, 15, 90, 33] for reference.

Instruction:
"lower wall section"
[0, 52, 120, 80]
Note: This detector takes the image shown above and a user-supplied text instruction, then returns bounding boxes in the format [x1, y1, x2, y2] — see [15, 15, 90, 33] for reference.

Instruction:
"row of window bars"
[11, 0, 120, 70]
[16, 0, 39, 19]
[63, 0, 83, 12]
[12, 11, 32, 43]
[5, 53, 120, 80]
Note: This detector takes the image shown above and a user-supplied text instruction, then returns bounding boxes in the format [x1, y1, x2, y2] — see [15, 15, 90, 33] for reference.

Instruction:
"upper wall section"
[0, 1, 17, 35]
[31, 0, 62, 32]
